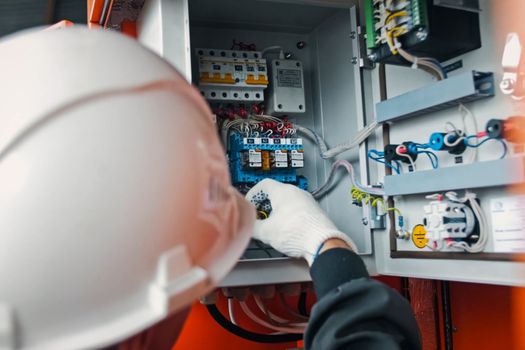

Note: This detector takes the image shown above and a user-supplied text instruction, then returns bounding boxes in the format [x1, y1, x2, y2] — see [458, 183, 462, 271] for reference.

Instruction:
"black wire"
[206, 304, 303, 343]
[298, 291, 309, 317]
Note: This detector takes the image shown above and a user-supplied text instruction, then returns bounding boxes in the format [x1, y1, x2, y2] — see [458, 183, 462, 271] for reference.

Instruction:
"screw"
[350, 31, 357, 39]
[284, 52, 293, 59]
[416, 28, 428, 41]
[362, 218, 369, 226]
[296, 41, 306, 49]
[351, 57, 358, 65]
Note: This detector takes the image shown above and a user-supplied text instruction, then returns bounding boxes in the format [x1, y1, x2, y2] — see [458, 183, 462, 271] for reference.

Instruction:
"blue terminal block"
[228, 133, 308, 190]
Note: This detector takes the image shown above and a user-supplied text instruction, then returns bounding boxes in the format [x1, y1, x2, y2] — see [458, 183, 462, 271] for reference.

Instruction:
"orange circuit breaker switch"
[196, 48, 268, 102]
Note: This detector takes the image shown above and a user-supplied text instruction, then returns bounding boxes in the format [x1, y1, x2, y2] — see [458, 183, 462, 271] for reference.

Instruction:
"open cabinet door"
[366, 0, 525, 286]
[138, 0, 192, 81]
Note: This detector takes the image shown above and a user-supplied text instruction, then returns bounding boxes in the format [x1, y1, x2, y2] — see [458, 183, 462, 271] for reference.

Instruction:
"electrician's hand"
[246, 179, 357, 266]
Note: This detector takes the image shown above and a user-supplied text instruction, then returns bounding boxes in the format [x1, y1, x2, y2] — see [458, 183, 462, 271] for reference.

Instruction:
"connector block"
[228, 133, 307, 189]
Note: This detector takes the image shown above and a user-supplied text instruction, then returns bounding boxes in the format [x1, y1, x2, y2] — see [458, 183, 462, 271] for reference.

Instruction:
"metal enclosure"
[138, 0, 525, 287]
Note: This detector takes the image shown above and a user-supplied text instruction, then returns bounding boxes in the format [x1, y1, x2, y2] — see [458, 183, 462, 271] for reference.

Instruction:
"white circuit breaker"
[195, 48, 269, 102]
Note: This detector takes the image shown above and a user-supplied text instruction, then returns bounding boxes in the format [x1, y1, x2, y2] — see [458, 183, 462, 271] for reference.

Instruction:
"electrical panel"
[139, 0, 525, 287]
[193, 45, 310, 263]
[195, 47, 308, 197]
[364, 0, 482, 64]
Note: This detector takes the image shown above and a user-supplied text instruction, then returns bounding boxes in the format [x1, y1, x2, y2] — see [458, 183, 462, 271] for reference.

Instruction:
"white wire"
[397, 46, 445, 80]
[261, 46, 285, 59]
[426, 239, 444, 251]
[277, 293, 309, 322]
[458, 104, 479, 163]
[428, 191, 488, 253]
[253, 114, 379, 159]
[253, 295, 308, 327]
[295, 121, 379, 159]
[238, 301, 305, 334]
[395, 145, 416, 171]
[443, 132, 465, 147]
[312, 159, 385, 199]
[445, 191, 488, 253]
[227, 298, 237, 325]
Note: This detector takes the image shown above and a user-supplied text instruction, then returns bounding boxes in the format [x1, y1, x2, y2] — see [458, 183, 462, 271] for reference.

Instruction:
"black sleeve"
[304, 248, 422, 350]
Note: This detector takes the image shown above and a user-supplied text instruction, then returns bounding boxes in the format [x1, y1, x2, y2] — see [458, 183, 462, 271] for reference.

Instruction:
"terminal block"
[423, 199, 476, 241]
[228, 133, 307, 189]
[364, 0, 481, 64]
[196, 48, 269, 103]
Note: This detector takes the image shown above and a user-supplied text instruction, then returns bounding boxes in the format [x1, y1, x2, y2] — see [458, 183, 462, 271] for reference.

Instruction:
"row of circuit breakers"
[195, 47, 307, 191]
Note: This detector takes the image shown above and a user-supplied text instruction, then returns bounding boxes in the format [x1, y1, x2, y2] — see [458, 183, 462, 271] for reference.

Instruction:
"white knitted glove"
[246, 179, 357, 266]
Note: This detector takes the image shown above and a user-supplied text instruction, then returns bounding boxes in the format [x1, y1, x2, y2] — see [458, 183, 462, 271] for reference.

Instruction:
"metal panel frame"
[384, 157, 525, 196]
[375, 71, 495, 123]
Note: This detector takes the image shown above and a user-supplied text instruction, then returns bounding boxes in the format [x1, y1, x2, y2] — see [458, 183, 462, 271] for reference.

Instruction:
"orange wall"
[449, 282, 513, 350]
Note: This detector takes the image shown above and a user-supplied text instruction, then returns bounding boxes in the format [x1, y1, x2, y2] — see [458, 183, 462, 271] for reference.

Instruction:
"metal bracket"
[350, 25, 375, 70]
[370, 206, 386, 230]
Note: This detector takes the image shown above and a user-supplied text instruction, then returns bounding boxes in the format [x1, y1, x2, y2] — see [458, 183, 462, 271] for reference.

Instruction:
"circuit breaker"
[196, 48, 269, 102]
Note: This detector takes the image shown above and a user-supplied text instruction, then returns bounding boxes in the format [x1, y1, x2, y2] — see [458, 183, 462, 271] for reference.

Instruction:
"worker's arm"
[245, 179, 422, 350]
[305, 240, 421, 350]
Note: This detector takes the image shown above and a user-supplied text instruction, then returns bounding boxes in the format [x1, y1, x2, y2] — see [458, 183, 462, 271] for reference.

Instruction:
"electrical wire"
[464, 136, 508, 159]
[253, 295, 308, 327]
[276, 293, 309, 322]
[294, 121, 379, 159]
[311, 159, 385, 199]
[367, 149, 401, 174]
[238, 301, 305, 334]
[395, 145, 416, 171]
[298, 291, 309, 317]
[383, 21, 446, 80]
[384, 10, 408, 25]
[248, 116, 381, 198]
[417, 150, 439, 169]
[443, 191, 488, 253]
[261, 46, 285, 59]
[227, 298, 237, 325]
[351, 186, 403, 217]
[206, 304, 302, 343]
[397, 46, 446, 80]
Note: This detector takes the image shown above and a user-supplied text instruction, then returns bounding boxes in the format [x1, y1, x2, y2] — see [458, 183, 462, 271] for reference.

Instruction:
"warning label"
[277, 69, 302, 88]
[490, 196, 525, 252]
[412, 225, 428, 249]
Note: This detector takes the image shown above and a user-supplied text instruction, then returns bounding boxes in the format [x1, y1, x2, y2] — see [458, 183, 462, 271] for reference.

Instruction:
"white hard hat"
[0, 27, 253, 349]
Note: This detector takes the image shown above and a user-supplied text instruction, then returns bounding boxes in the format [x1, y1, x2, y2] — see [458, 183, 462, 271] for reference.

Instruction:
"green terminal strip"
[364, 0, 377, 49]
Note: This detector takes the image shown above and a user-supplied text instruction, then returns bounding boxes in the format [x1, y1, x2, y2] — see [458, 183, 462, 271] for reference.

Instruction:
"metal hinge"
[350, 25, 376, 70]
